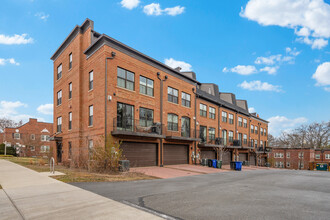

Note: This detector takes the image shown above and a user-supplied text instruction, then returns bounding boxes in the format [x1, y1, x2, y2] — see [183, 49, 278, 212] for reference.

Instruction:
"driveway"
[72, 169, 330, 220]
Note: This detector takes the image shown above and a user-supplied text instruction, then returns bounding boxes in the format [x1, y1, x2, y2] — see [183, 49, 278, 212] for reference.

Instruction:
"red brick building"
[1, 118, 54, 157]
[51, 19, 269, 167]
[270, 148, 330, 170]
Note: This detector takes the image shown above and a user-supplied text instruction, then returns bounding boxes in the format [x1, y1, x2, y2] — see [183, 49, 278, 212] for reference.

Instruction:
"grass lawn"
[1, 156, 157, 183]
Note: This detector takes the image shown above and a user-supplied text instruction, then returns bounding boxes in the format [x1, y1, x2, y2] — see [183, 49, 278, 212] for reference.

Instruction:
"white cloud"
[164, 6, 185, 16]
[0, 101, 43, 123]
[238, 80, 282, 92]
[255, 55, 282, 65]
[241, 0, 330, 49]
[268, 116, 308, 136]
[0, 34, 33, 45]
[35, 12, 49, 21]
[249, 107, 256, 113]
[223, 65, 258, 75]
[164, 58, 192, 71]
[37, 104, 53, 115]
[324, 87, 330, 92]
[120, 0, 140, 10]
[0, 58, 20, 66]
[260, 66, 279, 75]
[312, 62, 330, 88]
[143, 3, 185, 16]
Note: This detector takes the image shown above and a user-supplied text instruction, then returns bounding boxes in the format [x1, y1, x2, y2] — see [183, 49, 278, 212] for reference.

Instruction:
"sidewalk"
[0, 159, 161, 220]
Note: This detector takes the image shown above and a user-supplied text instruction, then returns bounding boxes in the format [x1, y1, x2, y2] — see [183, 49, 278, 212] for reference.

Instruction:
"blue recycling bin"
[212, 159, 217, 168]
[235, 162, 242, 171]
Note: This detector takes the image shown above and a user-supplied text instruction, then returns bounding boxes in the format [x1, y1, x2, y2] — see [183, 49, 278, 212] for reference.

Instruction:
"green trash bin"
[316, 163, 328, 171]
[217, 160, 222, 169]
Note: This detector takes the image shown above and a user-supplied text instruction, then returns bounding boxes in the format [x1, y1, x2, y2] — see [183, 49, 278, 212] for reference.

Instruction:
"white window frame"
[30, 134, 35, 140]
[325, 154, 330, 159]
[40, 145, 50, 153]
[14, 133, 20, 139]
[286, 152, 290, 158]
[243, 119, 247, 128]
[41, 135, 49, 142]
[209, 106, 215, 119]
[315, 154, 320, 159]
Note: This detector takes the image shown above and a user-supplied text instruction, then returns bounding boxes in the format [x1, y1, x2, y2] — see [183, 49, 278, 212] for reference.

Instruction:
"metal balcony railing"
[199, 136, 224, 145]
[165, 126, 197, 139]
[228, 139, 241, 147]
[113, 117, 164, 135]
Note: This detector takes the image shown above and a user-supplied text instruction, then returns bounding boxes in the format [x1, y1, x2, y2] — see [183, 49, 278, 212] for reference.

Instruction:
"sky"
[0, 0, 329, 136]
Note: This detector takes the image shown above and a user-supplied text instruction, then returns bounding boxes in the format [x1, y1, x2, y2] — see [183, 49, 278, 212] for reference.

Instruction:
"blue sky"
[0, 0, 329, 136]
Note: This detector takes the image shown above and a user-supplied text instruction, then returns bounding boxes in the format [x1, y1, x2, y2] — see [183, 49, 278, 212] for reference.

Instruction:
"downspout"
[192, 87, 197, 165]
[105, 52, 116, 146]
[157, 72, 167, 167]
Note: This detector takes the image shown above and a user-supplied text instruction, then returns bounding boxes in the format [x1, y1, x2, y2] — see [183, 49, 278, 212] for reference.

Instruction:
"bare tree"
[0, 118, 23, 132]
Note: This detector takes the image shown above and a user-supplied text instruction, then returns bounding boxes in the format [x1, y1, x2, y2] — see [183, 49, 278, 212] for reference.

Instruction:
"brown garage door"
[164, 144, 188, 165]
[121, 142, 157, 167]
[250, 155, 256, 165]
[222, 151, 232, 165]
[200, 149, 216, 160]
[239, 153, 248, 161]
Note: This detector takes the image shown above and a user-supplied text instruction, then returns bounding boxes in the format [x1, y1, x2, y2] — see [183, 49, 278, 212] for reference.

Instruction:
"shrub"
[89, 134, 123, 173]
[0, 144, 17, 156]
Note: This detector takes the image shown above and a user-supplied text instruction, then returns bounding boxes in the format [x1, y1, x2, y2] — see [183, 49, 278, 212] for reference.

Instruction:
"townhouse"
[50, 19, 269, 167]
[270, 148, 330, 170]
[1, 118, 54, 157]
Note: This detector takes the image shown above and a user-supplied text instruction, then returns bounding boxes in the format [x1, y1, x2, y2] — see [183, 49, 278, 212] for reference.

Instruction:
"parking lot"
[72, 168, 330, 220]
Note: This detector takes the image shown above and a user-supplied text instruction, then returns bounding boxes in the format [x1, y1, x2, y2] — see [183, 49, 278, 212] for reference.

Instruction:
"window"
[41, 135, 49, 142]
[228, 131, 233, 142]
[200, 104, 207, 117]
[286, 152, 290, 158]
[222, 111, 227, 122]
[325, 154, 330, 159]
[280, 153, 284, 158]
[57, 117, 62, 132]
[251, 125, 254, 133]
[182, 92, 191, 107]
[57, 64, 62, 80]
[279, 162, 284, 168]
[30, 134, 35, 140]
[89, 105, 93, 126]
[251, 139, 254, 148]
[30, 146, 35, 151]
[13, 133, 20, 139]
[68, 142, 72, 159]
[68, 112, 72, 130]
[117, 103, 134, 131]
[222, 130, 227, 145]
[255, 140, 258, 148]
[139, 108, 153, 127]
[243, 119, 247, 128]
[264, 129, 267, 136]
[238, 117, 242, 127]
[168, 87, 178, 104]
[275, 161, 279, 167]
[260, 128, 263, 136]
[260, 140, 263, 148]
[200, 126, 207, 143]
[209, 107, 215, 119]
[88, 140, 93, 158]
[299, 152, 304, 158]
[243, 134, 247, 144]
[167, 114, 178, 131]
[117, 67, 134, 91]
[69, 53, 72, 69]
[181, 117, 190, 137]
[140, 76, 154, 96]
[255, 126, 258, 134]
[238, 133, 242, 144]
[286, 162, 290, 167]
[89, 71, 93, 90]
[40, 146, 50, 153]
[299, 161, 304, 169]
[229, 114, 234, 124]
[57, 90, 62, 106]
[315, 154, 320, 159]
[209, 127, 215, 140]
[69, 82, 72, 99]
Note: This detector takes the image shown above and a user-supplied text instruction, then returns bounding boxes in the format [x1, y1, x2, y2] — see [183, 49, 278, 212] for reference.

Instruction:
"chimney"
[257, 114, 259, 118]
[174, 67, 182, 72]
[29, 118, 38, 123]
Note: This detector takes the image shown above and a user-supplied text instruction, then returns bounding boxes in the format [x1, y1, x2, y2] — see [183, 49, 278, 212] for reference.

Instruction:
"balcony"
[227, 139, 242, 148]
[199, 137, 224, 147]
[112, 117, 165, 139]
[165, 126, 199, 142]
[256, 147, 265, 153]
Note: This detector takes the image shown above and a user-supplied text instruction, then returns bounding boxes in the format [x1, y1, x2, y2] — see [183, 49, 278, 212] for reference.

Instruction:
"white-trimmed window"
[89, 105, 93, 126]
[30, 134, 35, 140]
[57, 90, 62, 106]
[167, 113, 178, 131]
[200, 104, 207, 117]
[30, 146, 35, 151]
[243, 134, 247, 144]
[299, 152, 304, 158]
[140, 76, 154, 96]
[251, 125, 254, 133]
[315, 154, 320, 159]
[286, 162, 290, 167]
[286, 152, 290, 158]
[181, 92, 191, 107]
[243, 119, 247, 128]
[264, 129, 267, 136]
[89, 71, 93, 90]
[168, 87, 178, 104]
[260, 128, 263, 135]
[14, 133, 20, 139]
[209, 107, 215, 119]
[275, 162, 279, 167]
[222, 111, 227, 122]
[68, 112, 72, 130]
[57, 116, 62, 132]
[69, 53, 72, 69]
[57, 64, 62, 80]
[255, 126, 258, 134]
[279, 161, 284, 168]
[40, 145, 50, 153]
[69, 82, 72, 99]
[238, 117, 242, 127]
[229, 114, 234, 124]
[41, 135, 49, 142]
[325, 154, 330, 159]
[229, 131, 234, 142]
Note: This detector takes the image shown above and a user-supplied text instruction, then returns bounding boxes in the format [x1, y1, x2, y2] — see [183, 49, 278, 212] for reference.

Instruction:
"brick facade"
[51, 19, 269, 166]
[1, 118, 54, 157]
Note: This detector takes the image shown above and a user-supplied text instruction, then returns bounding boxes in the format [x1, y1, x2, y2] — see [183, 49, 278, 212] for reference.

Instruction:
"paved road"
[72, 169, 330, 220]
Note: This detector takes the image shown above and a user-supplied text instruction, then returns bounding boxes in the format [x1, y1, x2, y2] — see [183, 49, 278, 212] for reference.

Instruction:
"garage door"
[121, 142, 157, 167]
[200, 149, 216, 160]
[239, 153, 248, 161]
[249, 155, 256, 166]
[222, 151, 232, 165]
[164, 144, 189, 165]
